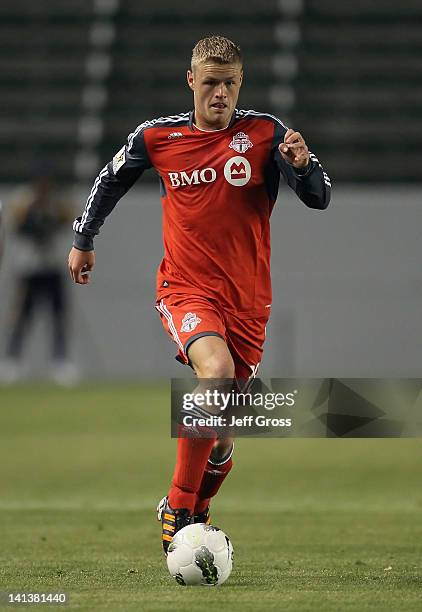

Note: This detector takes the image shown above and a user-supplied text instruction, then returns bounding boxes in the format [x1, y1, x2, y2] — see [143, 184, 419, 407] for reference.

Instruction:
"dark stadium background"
[0, 3, 421, 611]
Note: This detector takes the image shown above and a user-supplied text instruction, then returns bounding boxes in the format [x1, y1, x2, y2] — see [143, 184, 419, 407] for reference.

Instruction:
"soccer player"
[68, 36, 331, 554]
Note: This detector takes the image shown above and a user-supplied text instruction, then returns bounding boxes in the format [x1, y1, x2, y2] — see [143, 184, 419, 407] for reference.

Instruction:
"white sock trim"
[208, 441, 234, 466]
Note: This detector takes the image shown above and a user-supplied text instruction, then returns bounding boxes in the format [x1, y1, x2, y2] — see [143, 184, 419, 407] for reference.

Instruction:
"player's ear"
[187, 69, 194, 91]
[239, 69, 243, 87]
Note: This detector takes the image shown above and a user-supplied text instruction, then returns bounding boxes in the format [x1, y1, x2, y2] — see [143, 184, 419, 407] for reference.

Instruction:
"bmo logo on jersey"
[223, 156, 251, 187]
[168, 167, 216, 188]
[167, 156, 251, 189]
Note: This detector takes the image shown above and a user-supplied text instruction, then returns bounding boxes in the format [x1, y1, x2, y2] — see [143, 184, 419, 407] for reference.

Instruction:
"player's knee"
[195, 354, 235, 379]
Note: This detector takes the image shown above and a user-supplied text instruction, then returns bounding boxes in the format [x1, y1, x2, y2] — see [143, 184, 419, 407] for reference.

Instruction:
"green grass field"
[0, 384, 421, 611]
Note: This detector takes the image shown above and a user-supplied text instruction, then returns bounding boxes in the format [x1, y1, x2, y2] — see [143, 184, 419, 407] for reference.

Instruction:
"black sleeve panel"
[271, 120, 331, 210]
[72, 126, 152, 251]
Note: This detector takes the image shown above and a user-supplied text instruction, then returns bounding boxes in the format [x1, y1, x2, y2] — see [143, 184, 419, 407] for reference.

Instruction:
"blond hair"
[191, 35, 242, 70]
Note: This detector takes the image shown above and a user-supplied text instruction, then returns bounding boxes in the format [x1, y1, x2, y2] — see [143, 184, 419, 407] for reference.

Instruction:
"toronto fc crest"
[229, 132, 253, 154]
[180, 312, 202, 333]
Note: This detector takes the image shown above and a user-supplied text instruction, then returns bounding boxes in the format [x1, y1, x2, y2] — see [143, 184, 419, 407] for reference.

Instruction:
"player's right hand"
[68, 247, 95, 284]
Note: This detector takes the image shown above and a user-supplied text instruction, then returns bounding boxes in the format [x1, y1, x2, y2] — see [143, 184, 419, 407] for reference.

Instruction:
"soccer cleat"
[156, 495, 192, 555]
[193, 506, 211, 525]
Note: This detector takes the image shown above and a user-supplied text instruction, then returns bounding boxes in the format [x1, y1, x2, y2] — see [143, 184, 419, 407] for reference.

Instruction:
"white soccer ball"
[166, 523, 234, 586]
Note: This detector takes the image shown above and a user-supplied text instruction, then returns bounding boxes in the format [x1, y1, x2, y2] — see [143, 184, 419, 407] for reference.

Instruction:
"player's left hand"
[279, 129, 310, 168]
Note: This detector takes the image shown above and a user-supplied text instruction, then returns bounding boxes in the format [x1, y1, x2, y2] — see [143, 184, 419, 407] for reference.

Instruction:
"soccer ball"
[166, 523, 234, 586]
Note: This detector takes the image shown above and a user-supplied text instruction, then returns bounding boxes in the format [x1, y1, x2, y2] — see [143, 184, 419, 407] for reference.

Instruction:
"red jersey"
[73, 109, 331, 316]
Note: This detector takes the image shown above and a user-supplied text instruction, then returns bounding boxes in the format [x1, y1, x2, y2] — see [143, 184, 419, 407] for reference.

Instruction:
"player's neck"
[193, 122, 230, 132]
[193, 112, 231, 132]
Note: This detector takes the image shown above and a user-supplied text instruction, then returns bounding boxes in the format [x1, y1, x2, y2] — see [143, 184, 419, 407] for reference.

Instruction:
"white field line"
[0, 499, 419, 512]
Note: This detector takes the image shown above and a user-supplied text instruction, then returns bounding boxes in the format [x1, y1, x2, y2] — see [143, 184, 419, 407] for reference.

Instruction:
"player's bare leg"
[188, 335, 235, 445]
[185, 337, 235, 522]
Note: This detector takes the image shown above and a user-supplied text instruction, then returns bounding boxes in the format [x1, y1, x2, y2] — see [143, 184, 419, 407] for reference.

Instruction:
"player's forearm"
[275, 141, 331, 211]
[72, 164, 128, 251]
[292, 159, 331, 210]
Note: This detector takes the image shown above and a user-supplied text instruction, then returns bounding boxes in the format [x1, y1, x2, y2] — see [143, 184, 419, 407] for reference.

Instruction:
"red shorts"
[155, 294, 269, 379]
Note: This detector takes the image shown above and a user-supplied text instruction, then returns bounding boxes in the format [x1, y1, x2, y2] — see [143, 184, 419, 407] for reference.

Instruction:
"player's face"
[187, 62, 243, 130]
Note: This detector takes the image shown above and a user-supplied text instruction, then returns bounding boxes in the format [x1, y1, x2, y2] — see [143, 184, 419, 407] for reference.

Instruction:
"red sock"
[168, 436, 216, 513]
[194, 455, 233, 514]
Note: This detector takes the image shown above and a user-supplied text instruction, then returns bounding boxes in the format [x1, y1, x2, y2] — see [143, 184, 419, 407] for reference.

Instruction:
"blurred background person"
[0, 165, 78, 384]
[0, 201, 4, 266]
